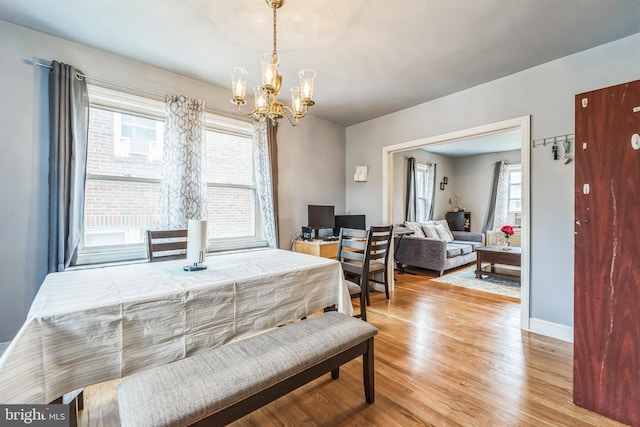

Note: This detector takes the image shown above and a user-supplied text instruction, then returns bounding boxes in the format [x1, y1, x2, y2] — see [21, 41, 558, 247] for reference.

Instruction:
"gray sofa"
[394, 230, 485, 276]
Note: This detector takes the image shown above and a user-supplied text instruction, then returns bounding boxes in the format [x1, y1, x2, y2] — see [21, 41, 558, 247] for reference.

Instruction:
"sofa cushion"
[421, 223, 439, 239]
[458, 244, 473, 255]
[404, 221, 425, 238]
[433, 223, 453, 242]
[446, 246, 461, 258]
[452, 240, 483, 250]
[431, 219, 455, 240]
[447, 243, 471, 258]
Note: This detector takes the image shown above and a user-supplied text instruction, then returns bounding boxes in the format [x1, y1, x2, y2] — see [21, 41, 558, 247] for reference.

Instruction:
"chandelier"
[230, 0, 316, 126]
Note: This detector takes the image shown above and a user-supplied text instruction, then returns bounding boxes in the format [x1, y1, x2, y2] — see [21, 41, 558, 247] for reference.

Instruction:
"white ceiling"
[422, 129, 522, 158]
[1, 0, 639, 127]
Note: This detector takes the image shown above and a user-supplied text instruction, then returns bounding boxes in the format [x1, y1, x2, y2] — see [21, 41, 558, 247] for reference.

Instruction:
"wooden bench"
[117, 312, 378, 427]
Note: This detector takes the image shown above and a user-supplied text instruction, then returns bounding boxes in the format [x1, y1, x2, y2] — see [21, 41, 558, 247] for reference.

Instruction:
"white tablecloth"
[0, 249, 351, 404]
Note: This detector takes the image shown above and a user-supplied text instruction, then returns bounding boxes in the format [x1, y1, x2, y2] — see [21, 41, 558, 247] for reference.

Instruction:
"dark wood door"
[574, 80, 640, 425]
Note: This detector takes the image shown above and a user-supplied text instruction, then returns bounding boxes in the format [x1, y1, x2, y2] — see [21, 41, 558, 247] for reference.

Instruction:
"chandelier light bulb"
[254, 86, 269, 113]
[260, 53, 279, 91]
[231, 68, 248, 103]
[298, 69, 316, 104]
[290, 87, 303, 115]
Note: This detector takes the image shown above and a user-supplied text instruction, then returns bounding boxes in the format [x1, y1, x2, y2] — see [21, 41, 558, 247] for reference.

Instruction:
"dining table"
[0, 248, 351, 404]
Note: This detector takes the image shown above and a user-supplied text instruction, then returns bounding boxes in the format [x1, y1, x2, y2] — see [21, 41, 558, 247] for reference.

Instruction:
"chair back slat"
[368, 225, 393, 264]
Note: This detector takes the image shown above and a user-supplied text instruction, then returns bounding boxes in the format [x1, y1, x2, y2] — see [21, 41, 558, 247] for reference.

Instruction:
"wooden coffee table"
[475, 246, 521, 282]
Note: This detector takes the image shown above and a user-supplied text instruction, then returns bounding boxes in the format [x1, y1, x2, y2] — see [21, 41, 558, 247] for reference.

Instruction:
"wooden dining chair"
[146, 229, 188, 262]
[367, 225, 394, 302]
[336, 227, 372, 321]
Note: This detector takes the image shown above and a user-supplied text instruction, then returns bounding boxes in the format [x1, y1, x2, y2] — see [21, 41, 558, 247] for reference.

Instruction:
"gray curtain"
[267, 119, 279, 246]
[159, 95, 207, 229]
[482, 161, 507, 233]
[252, 119, 278, 248]
[405, 157, 417, 221]
[48, 61, 89, 273]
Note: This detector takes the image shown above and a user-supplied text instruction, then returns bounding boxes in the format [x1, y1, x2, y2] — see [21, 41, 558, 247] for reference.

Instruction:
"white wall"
[0, 21, 345, 341]
[346, 33, 640, 328]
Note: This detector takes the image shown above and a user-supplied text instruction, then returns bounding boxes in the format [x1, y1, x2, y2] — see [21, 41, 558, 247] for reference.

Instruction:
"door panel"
[574, 80, 640, 425]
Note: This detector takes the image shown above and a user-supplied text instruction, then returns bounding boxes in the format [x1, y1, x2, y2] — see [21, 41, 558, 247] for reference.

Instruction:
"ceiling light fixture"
[230, 0, 316, 126]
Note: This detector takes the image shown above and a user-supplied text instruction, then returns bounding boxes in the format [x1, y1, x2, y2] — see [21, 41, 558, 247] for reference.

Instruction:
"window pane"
[510, 171, 521, 184]
[84, 179, 160, 247]
[207, 187, 256, 238]
[509, 199, 522, 212]
[87, 108, 163, 179]
[510, 185, 521, 199]
[415, 171, 425, 195]
[206, 131, 253, 185]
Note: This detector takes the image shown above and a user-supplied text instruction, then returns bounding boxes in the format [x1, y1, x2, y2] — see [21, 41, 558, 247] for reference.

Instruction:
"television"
[334, 214, 366, 235]
[307, 205, 335, 239]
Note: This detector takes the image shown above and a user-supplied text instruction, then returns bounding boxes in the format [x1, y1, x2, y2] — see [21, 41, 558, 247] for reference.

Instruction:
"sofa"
[394, 220, 484, 276]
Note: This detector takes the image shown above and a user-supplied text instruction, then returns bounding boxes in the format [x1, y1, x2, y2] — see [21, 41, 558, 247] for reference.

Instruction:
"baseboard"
[529, 318, 573, 343]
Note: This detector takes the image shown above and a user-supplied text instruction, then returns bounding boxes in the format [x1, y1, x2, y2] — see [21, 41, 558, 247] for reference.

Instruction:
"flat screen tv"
[307, 205, 335, 230]
[334, 214, 366, 235]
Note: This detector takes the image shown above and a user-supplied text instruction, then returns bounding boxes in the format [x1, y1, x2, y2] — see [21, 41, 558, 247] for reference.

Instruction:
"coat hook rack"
[531, 133, 575, 149]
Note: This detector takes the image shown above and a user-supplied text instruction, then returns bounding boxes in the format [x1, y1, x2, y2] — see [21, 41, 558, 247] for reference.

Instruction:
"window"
[507, 165, 522, 227]
[415, 163, 434, 222]
[78, 86, 264, 265]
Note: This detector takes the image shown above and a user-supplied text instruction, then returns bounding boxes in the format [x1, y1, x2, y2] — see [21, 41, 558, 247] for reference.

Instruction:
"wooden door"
[574, 80, 640, 425]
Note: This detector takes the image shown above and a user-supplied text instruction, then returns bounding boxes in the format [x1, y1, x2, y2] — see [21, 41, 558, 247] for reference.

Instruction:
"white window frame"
[415, 162, 432, 222]
[205, 115, 266, 252]
[77, 86, 266, 266]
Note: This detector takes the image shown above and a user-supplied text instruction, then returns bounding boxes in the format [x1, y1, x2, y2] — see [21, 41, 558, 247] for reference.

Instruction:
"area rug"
[430, 266, 521, 299]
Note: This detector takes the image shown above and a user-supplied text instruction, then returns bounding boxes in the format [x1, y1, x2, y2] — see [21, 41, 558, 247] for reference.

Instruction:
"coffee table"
[475, 246, 521, 282]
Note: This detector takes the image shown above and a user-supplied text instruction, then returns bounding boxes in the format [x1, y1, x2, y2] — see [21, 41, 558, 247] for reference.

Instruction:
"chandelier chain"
[272, 6, 278, 60]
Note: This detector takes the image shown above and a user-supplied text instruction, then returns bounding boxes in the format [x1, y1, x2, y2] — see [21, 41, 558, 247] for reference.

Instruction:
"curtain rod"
[32, 61, 249, 120]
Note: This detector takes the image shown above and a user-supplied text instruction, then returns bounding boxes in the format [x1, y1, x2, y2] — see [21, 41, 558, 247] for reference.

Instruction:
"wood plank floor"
[79, 271, 627, 426]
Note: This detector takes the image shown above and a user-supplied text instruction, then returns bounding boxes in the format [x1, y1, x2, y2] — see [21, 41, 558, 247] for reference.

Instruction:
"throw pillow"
[433, 223, 454, 242]
[432, 219, 455, 241]
[421, 223, 439, 239]
[403, 221, 425, 238]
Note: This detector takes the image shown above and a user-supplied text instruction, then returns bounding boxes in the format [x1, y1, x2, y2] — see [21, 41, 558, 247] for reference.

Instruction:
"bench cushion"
[118, 312, 378, 427]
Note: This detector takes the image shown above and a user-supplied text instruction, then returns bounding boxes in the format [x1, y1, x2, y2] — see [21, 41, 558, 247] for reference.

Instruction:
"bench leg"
[331, 367, 340, 379]
[363, 338, 375, 404]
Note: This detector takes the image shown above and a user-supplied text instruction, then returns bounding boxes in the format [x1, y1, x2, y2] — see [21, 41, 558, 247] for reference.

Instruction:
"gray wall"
[391, 150, 454, 224]
[346, 33, 640, 327]
[453, 150, 521, 233]
[0, 20, 345, 341]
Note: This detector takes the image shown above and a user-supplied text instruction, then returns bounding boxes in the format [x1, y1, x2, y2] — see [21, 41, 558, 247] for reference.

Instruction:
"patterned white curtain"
[492, 161, 510, 230]
[425, 163, 437, 221]
[159, 95, 207, 229]
[252, 120, 278, 247]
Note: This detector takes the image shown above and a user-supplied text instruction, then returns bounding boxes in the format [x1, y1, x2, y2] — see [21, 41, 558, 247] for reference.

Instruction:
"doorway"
[382, 116, 531, 330]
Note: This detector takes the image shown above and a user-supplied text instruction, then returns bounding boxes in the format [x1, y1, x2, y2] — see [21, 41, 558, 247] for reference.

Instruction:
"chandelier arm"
[282, 104, 304, 118]
[235, 103, 259, 117]
[283, 113, 300, 126]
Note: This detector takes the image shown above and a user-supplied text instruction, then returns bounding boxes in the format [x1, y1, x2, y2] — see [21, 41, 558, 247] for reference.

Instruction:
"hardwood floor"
[79, 272, 627, 426]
